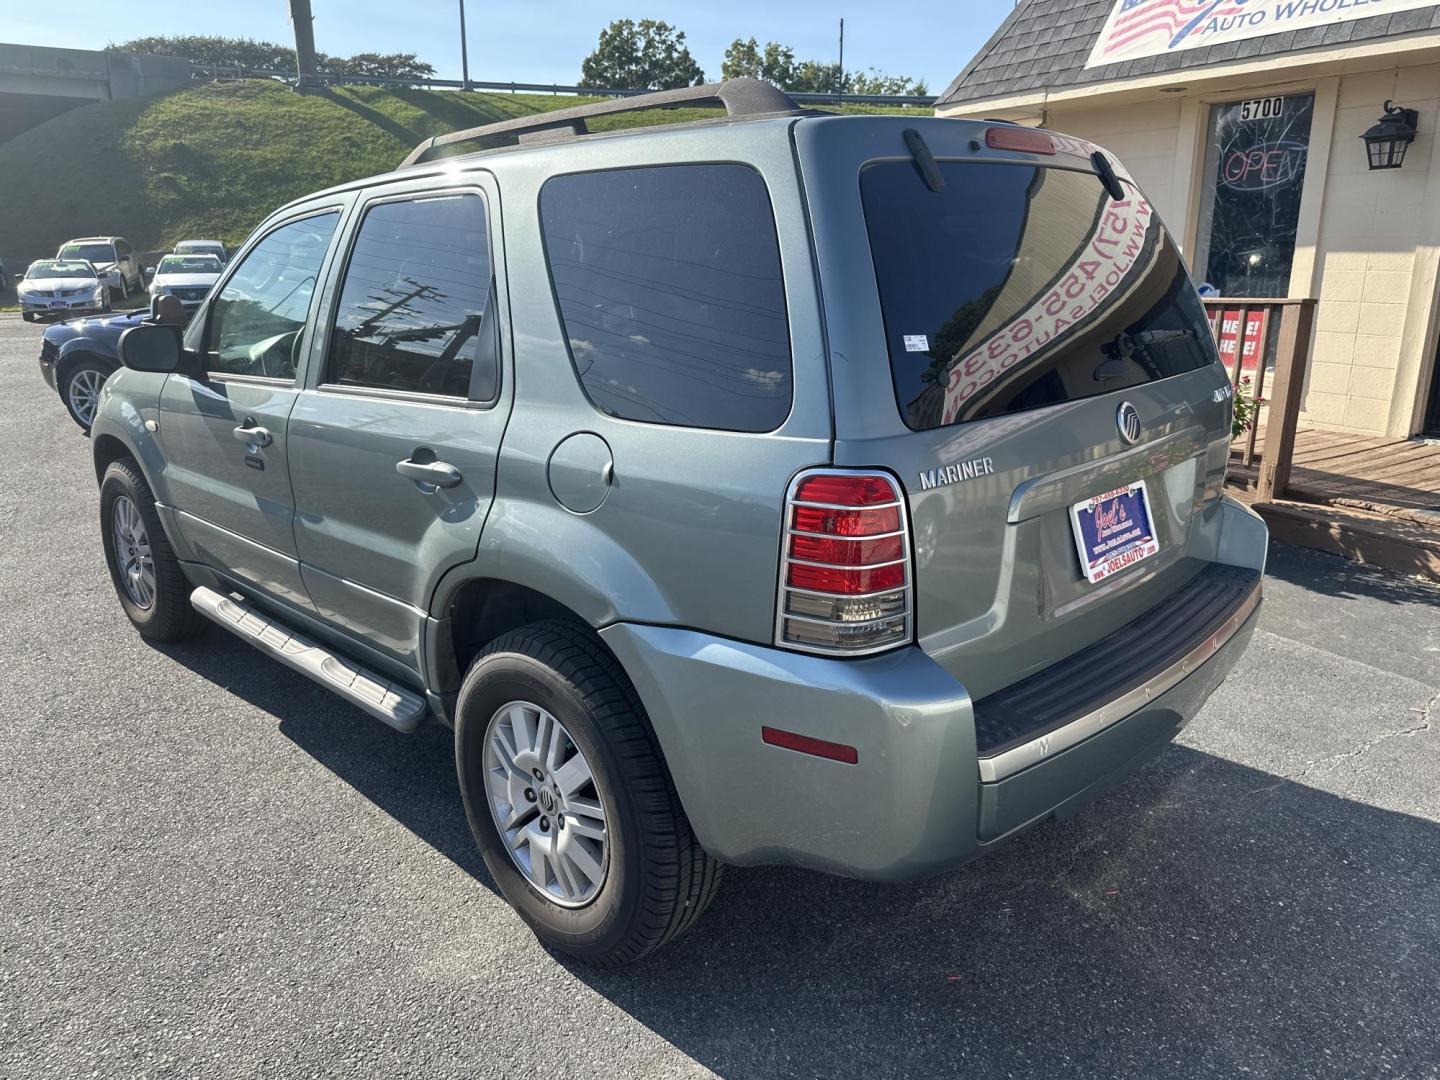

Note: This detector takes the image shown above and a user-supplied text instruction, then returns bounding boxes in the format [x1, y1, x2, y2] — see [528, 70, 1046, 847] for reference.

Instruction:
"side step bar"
[190, 586, 428, 733]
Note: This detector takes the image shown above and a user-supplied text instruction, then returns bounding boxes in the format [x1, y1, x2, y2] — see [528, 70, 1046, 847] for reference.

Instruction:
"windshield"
[26, 261, 96, 280]
[861, 161, 1217, 431]
[58, 243, 116, 265]
[158, 255, 222, 274]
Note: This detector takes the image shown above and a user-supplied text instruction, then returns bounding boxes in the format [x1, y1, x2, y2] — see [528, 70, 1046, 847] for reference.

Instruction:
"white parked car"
[56, 236, 143, 300]
[17, 259, 110, 322]
[148, 254, 224, 311]
[172, 239, 227, 265]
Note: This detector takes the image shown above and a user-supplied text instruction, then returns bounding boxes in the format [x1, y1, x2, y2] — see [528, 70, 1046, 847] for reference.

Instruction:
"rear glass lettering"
[862, 162, 1216, 431]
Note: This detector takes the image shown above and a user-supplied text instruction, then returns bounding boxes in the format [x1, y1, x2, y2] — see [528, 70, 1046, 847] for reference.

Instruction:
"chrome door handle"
[395, 458, 463, 489]
[233, 423, 272, 447]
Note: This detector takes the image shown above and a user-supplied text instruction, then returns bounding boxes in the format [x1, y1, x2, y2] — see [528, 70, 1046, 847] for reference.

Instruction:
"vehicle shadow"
[161, 630, 1440, 1079]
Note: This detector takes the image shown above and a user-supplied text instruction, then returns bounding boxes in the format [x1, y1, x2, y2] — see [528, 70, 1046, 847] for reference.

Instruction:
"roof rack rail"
[399, 78, 805, 167]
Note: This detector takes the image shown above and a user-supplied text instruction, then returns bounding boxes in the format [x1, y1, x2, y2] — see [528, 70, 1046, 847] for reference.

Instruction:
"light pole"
[288, 0, 319, 90]
[459, 0, 471, 91]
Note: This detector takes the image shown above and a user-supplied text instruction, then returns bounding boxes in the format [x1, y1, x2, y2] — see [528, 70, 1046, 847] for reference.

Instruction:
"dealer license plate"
[1070, 480, 1160, 584]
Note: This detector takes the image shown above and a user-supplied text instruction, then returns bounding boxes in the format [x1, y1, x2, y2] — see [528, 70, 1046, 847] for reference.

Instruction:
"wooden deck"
[1238, 426, 1440, 524]
[1226, 425, 1440, 582]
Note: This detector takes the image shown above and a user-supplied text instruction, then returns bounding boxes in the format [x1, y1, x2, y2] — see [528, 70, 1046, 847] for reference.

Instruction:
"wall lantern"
[1360, 100, 1419, 170]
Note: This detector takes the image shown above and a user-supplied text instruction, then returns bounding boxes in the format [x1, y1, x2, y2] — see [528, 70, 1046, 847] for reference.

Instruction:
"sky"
[3, 0, 1018, 94]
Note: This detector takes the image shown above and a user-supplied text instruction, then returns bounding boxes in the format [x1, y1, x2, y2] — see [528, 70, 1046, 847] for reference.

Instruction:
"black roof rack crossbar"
[400, 78, 804, 167]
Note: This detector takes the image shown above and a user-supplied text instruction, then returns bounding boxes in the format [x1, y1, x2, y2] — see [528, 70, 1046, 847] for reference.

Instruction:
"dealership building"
[937, 0, 1440, 440]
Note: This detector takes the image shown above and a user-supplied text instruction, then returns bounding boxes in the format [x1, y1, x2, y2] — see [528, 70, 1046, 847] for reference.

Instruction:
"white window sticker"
[903, 334, 929, 353]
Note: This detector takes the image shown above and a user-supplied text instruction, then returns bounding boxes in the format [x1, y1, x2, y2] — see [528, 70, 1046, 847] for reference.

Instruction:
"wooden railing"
[1202, 297, 1317, 503]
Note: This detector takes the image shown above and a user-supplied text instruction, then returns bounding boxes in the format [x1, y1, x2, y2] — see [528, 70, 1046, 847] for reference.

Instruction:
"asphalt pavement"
[2, 313, 1438, 1079]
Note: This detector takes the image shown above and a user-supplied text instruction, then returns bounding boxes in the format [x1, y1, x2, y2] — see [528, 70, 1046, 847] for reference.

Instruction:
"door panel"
[162, 207, 345, 607]
[285, 179, 510, 666]
[161, 377, 311, 607]
[288, 394, 505, 663]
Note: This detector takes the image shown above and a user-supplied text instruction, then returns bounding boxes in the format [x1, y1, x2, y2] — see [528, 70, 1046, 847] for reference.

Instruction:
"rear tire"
[455, 620, 722, 967]
[99, 457, 206, 642]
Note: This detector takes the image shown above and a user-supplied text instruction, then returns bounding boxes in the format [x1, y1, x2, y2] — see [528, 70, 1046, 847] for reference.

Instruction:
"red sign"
[1211, 306, 1265, 379]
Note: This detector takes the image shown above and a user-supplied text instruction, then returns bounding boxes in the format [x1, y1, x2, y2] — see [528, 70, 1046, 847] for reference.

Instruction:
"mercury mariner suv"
[89, 80, 1266, 967]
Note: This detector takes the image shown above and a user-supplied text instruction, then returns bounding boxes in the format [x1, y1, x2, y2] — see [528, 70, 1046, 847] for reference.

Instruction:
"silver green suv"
[90, 81, 1266, 966]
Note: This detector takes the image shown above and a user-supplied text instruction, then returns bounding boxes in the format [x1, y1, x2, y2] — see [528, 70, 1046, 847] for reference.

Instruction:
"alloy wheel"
[482, 700, 609, 907]
[67, 367, 105, 428]
[111, 495, 156, 610]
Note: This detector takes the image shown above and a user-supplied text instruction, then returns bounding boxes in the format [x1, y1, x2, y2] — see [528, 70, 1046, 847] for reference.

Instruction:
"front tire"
[99, 458, 206, 642]
[60, 359, 112, 432]
[455, 621, 722, 967]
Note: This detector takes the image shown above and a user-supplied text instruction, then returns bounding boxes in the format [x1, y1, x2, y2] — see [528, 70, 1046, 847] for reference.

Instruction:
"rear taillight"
[776, 469, 913, 655]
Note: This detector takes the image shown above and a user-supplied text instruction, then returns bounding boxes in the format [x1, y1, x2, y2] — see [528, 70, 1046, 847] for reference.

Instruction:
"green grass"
[0, 81, 928, 264]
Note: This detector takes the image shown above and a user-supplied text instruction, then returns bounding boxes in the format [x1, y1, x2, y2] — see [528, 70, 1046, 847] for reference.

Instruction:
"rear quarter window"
[861, 161, 1217, 431]
[540, 163, 792, 432]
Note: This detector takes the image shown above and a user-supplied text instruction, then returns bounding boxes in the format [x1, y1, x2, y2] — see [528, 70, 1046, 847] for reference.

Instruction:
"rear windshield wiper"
[1095, 328, 1196, 381]
[904, 129, 945, 193]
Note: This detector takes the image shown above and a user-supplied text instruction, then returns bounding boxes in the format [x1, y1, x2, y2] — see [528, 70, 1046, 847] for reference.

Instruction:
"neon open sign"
[1220, 139, 1307, 192]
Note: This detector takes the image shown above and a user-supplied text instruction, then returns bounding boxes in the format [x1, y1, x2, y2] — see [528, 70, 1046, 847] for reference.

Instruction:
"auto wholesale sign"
[1085, 0, 1440, 68]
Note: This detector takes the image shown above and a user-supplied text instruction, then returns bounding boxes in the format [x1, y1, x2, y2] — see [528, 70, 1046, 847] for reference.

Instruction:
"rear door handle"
[396, 458, 463, 490]
[233, 423, 272, 447]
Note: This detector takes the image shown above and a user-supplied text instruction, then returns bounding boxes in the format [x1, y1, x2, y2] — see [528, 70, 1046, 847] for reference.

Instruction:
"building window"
[1193, 93, 1315, 298]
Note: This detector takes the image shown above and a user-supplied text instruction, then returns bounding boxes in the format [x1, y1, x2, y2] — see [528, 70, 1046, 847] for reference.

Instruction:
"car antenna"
[1091, 150, 1125, 202]
[903, 129, 945, 193]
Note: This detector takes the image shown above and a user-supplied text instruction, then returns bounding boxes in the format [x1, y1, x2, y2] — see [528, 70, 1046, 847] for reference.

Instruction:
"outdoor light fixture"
[1360, 100, 1419, 170]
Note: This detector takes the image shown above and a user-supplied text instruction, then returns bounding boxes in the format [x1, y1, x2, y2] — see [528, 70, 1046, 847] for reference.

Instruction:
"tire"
[59, 358, 112, 432]
[455, 620, 722, 967]
[22, 312, 34, 323]
[99, 458, 206, 642]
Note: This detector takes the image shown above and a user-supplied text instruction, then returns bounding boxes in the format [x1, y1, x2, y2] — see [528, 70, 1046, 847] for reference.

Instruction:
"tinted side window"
[326, 193, 494, 400]
[206, 212, 339, 379]
[540, 164, 791, 432]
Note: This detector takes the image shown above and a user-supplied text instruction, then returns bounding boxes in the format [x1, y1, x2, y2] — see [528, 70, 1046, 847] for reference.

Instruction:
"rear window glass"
[540, 164, 792, 432]
[861, 161, 1216, 431]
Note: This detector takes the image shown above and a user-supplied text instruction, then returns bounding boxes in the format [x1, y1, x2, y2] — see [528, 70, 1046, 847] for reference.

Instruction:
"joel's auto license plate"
[1070, 480, 1160, 584]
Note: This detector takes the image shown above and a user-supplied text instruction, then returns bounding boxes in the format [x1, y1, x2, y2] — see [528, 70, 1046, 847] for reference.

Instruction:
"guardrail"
[1203, 296, 1317, 503]
[186, 64, 936, 108]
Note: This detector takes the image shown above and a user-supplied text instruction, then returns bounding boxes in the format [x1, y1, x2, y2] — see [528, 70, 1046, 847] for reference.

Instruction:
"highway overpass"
[0, 43, 192, 143]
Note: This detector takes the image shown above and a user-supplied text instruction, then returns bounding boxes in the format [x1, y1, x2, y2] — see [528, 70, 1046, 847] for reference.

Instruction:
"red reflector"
[793, 474, 897, 507]
[762, 726, 859, 764]
[985, 127, 1056, 155]
[789, 533, 903, 566]
[791, 505, 900, 537]
[788, 561, 904, 594]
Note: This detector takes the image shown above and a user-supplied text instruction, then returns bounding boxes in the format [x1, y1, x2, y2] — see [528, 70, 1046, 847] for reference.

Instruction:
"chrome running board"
[190, 586, 427, 733]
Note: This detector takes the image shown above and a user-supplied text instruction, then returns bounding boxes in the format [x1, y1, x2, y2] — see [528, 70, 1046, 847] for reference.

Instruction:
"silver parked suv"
[88, 81, 1266, 966]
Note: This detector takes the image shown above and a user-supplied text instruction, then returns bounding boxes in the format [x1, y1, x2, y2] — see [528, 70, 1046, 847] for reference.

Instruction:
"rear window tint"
[861, 161, 1216, 431]
[540, 164, 792, 432]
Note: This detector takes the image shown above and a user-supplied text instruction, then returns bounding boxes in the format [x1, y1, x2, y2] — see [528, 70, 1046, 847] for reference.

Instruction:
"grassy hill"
[0, 80, 925, 265]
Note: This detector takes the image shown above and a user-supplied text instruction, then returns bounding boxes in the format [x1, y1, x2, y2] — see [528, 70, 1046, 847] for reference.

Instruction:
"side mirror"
[119, 324, 184, 373]
[144, 266, 156, 278]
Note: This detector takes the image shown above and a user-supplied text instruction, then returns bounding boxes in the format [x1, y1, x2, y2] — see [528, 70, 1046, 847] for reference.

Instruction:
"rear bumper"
[603, 497, 1266, 881]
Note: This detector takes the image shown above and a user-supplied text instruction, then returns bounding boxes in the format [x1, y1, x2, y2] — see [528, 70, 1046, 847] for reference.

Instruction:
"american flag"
[1096, 0, 1248, 61]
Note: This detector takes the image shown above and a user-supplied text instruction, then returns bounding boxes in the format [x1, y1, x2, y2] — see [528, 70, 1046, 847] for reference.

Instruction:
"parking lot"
[2, 310, 1438, 1078]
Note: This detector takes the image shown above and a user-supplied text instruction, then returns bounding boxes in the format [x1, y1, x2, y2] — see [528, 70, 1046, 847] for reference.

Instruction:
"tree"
[849, 68, 929, 96]
[721, 38, 795, 88]
[579, 19, 704, 90]
[718, 37, 927, 96]
[321, 52, 436, 82]
[109, 35, 296, 70]
[108, 36, 436, 83]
